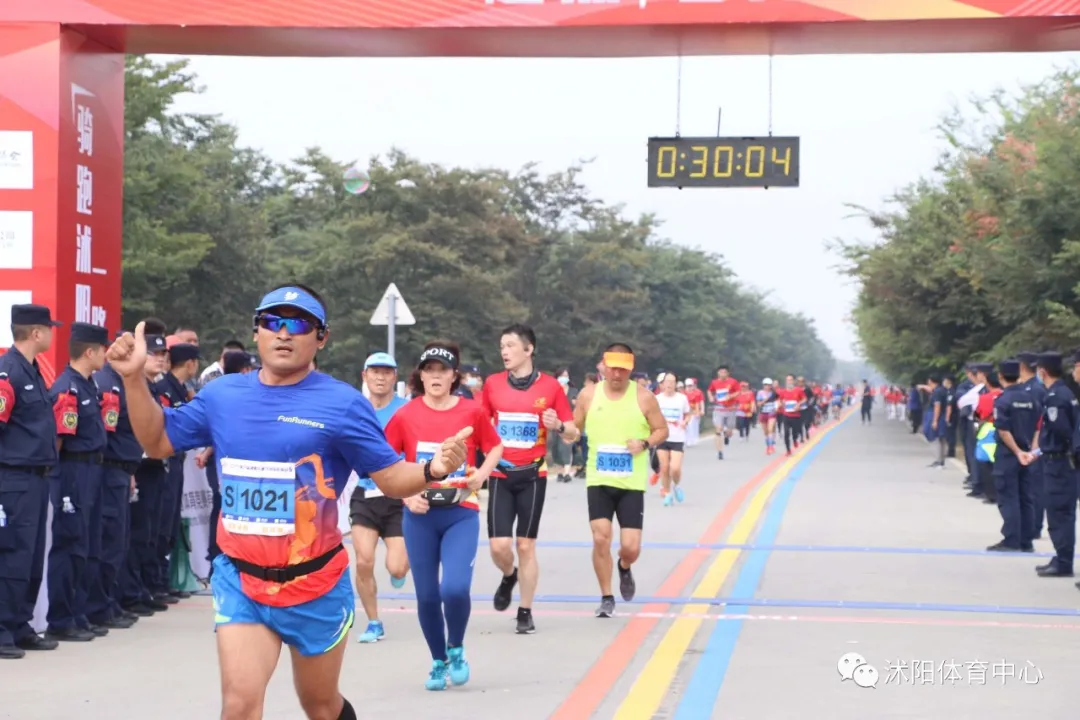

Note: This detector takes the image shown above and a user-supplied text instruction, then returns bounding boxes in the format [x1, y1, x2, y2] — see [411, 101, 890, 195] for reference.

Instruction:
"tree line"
[835, 68, 1080, 383]
[123, 56, 835, 384]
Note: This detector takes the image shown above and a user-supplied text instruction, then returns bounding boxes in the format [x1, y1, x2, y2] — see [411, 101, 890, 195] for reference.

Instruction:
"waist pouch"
[496, 460, 543, 482]
[423, 486, 466, 507]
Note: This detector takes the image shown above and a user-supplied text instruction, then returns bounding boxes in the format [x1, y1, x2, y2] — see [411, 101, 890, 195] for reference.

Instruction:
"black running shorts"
[349, 491, 404, 538]
[587, 485, 644, 530]
[657, 441, 685, 453]
[487, 472, 547, 539]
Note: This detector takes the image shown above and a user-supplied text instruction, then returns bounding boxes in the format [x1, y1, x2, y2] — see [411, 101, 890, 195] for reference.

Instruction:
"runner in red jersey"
[734, 382, 756, 441]
[708, 366, 740, 459]
[384, 340, 504, 690]
[482, 324, 578, 635]
[684, 379, 705, 446]
[776, 374, 806, 456]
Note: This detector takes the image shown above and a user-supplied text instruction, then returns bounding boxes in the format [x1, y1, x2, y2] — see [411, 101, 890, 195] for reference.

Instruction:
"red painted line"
[549, 451, 789, 720]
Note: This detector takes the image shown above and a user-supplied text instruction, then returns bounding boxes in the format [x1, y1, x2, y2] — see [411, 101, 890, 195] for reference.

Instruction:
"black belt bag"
[228, 543, 344, 584]
[496, 460, 543, 483]
[423, 486, 466, 507]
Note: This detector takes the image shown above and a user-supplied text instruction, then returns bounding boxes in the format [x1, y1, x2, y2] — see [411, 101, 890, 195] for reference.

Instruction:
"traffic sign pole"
[387, 292, 396, 359]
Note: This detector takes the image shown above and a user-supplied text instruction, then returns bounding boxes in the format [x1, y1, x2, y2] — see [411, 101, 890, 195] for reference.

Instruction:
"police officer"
[1017, 351, 1047, 542]
[120, 332, 172, 614]
[44, 323, 111, 643]
[153, 342, 200, 602]
[1030, 352, 1078, 577]
[0, 304, 62, 659]
[85, 333, 145, 626]
[989, 359, 1041, 552]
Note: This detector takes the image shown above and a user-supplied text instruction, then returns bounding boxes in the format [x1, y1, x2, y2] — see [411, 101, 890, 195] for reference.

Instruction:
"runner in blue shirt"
[350, 351, 410, 644]
[105, 284, 471, 720]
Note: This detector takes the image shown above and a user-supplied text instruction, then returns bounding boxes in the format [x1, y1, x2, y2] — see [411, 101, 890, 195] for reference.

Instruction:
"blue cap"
[999, 359, 1021, 376]
[169, 343, 201, 365]
[145, 335, 167, 354]
[1017, 351, 1039, 368]
[255, 286, 327, 325]
[364, 352, 397, 370]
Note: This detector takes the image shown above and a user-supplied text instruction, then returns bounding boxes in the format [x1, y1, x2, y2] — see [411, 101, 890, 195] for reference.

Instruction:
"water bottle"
[0, 505, 6, 528]
[62, 496, 76, 514]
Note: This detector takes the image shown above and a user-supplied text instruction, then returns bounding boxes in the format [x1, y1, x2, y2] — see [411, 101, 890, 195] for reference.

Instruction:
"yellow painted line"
[612, 412, 851, 720]
[804, 0, 998, 21]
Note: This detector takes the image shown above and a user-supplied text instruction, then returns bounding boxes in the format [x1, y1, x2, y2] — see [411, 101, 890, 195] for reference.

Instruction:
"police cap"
[145, 335, 167, 354]
[1037, 352, 1064, 375]
[169, 343, 200, 365]
[1016, 351, 1039, 368]
[11, 304, 61, 327]
[70, 322, 108, 345]
[970, 362, 993, 374]
[460, 364, 480, 375]
[998, 359, 1021, 377]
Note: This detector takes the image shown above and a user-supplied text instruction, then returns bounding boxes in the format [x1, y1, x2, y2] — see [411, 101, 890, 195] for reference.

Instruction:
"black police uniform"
[944, 380, 958, 457]
[1033, 353, 1078, 576]
[1019, 352, 1048, 542]
[991, 360, 1041, 551]
[44, 322, 111, 641]
[0, 304, 62, 658]
[154, 342, 199, 600]
[120, 335, 172, 612]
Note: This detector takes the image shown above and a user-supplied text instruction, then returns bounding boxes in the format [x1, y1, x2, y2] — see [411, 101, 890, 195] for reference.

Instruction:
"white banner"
[181, 450, 213, 581]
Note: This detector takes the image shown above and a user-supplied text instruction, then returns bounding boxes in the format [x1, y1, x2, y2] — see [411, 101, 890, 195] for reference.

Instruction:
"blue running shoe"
[447, 645, 470, 686]
[426, 660, 449, 691]
[663, 493, 674, 507]
[674, 486, 685, 503]
[390, 573, 407, 589]
[356, 620, 384, 643]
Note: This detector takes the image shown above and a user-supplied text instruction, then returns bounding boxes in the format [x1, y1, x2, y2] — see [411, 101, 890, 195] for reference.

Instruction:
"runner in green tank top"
[573, 343, 668, 618]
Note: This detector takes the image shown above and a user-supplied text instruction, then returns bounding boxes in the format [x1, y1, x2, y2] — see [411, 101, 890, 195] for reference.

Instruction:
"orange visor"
[603, 351, 635, 370]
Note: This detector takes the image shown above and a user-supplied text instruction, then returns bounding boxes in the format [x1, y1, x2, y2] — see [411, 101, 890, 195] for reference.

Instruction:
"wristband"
[423, 460, 447, 483]
[642, 440, 651, 451]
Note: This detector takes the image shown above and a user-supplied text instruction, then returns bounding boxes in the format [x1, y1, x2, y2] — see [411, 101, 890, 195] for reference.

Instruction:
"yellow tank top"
[585, 381, 652, 491]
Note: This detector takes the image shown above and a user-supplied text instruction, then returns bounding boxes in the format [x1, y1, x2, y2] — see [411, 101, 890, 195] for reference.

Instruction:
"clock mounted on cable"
[647, 136, 800, 188]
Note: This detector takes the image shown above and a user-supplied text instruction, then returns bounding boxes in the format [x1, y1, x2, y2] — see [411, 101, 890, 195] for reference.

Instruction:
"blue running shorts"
[210, 555, 355, 656]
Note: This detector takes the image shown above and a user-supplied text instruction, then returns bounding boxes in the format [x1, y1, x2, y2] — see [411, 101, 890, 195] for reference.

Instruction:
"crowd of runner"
[0, 289, 860, 719]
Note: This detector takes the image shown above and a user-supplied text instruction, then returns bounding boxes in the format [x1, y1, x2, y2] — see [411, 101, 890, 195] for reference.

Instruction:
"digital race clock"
[647, 136, 800, 188]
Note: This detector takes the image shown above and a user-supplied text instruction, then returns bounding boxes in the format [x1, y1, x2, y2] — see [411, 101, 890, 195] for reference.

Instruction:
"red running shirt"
[685, 388, 705, 409]
[481, 372, 573, 477]
[776, 387, 806, 417]
[708, 378, 740, 408]
[384, 396, 502, 511]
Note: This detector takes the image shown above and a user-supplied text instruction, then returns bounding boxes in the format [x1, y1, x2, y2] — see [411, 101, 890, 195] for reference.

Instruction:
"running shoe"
[516, 608, 535, 635]
[649, 472, 659, 486]
[717, 451, 724, 460]
[595, 596, 616, 618]
[426, 660, 449, 691]
[494, 568, 518, 612]
[663, 493, 674, 507]
[447, 645, 471, 686]
[673, 486, 685, 503]
[618, 562, 636, 601]
[390, 573, 407, 589]
[356, 620, 385, 643]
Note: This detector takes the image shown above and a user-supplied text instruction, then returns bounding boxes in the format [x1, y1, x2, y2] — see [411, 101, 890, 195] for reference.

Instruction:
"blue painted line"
[474, 539, 1055, 558]
[674, 427, 834, 720]
[375, 591, 1080, 618]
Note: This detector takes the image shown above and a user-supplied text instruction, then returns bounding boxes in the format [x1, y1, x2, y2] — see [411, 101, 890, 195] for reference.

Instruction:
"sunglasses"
[257, 313, 318, 336]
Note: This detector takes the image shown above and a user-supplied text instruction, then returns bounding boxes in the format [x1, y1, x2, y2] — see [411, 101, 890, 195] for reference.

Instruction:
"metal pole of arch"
[387, 292, 396, 359]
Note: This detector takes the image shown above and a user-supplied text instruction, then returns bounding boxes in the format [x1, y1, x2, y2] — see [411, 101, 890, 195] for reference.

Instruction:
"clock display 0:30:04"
[655, 143, 793, 179]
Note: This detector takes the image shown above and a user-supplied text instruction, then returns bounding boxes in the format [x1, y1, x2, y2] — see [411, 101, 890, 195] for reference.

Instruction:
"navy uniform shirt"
[993, 384, 1042, 456]
[1024, 376, 1048, 407]
[930, 386, 948, 430]
[51, 365, 107, 454]
[955, 379, 974, 419]
[0, 346, 59, 466]
[1038, 379, 1078, 455]
[93, 363, 144, 463]
[155, 372, 191, 458]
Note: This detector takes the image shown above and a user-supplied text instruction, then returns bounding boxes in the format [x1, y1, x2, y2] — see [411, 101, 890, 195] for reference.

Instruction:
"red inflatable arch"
[3, 0, 1080, 378]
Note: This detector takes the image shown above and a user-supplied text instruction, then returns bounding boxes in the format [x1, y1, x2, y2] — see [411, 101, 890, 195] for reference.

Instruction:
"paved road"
[3, 411, 1077, 718]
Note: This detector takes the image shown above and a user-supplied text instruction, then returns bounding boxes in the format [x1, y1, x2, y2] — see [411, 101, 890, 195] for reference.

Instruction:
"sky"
[158, 50, 1080, 362]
